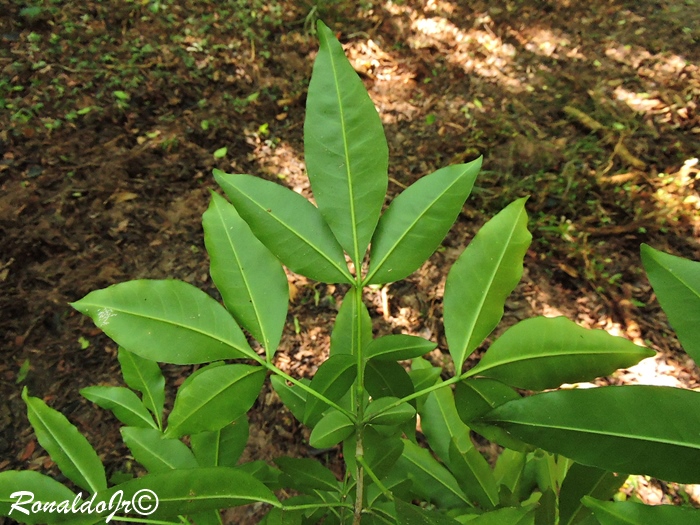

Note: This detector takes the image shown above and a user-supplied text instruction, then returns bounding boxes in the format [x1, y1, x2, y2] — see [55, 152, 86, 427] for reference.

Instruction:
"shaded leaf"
[559, 463, 627, 525]
[275, 457, 339, 493]
[582, 497, 700, 525]
[118, 347, 164, 427]
[270, 375, 308, 424]
[394, 499, 461, 524]
[204, 191, 288, 358]
[480, 385, 700, 483]
[190, 416, 249, 468]
[80, 386, 156, 429]
[365, 396, 416, 426]
[309, 409, 354, 449]
[365, 359, 414, 400]
[22, 388, 106, 493]
[165, 365, 265, 438]
[121, 427, 198, 473]
[330, 289, 372, 356]
[71, 280, 255, 364]
[304, 354, 356, 426]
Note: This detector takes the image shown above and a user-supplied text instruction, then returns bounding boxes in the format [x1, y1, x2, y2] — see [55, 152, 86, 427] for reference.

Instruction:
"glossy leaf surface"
[204, 191, 288, 358]
[165, 364, 265, 438]
[365, 396, 415, 426]
[118, 347, 164, 427]
[214, 171, 352, 283]
[191, 417, 249, 468]
[71, 279, 255, 364]
[309, 409, 354, 449]
[365, 334, 436, 361]
[641, 244, 700, 364]
[305, 21, 388, 264]
[121, 427, 198, 473]
[303, 354, 356, 426]
[444, 198, 531, 370]
[22, 388, 106, 493]
[467, 317, 654, 390]
[0, 471, 78, 525]
[80, 386, 155, 429]
[366, 159, 481, 285]
[583, 497, 700, 525]
[481, 385, 700, 483]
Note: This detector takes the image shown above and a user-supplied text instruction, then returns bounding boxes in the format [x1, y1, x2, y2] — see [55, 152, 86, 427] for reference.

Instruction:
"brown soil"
[1, 0, 699, 523]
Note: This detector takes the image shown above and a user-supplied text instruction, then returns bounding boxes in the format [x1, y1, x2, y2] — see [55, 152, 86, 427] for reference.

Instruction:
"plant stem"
[353, 283, 366, 525]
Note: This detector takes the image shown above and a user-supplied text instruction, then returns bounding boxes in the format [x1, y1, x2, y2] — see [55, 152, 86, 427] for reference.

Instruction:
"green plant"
[2, 21, 699, 525]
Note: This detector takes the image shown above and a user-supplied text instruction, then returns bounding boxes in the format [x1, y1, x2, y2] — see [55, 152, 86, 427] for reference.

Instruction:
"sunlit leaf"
[80, 386, 156, 429]
[121, 427, 198, 473]
[71, 280, 255, 364]
[305, 21, 388, 265]
[309, 409, 354, 449]
[364, 334, 436, 361]
[118, 347, 164, 428]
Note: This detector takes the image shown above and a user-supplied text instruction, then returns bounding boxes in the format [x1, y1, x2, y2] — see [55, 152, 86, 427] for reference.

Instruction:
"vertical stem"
[353, 283, 365, 525]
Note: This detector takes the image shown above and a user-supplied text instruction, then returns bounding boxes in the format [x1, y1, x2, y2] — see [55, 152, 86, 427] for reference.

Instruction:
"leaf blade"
[80, 386, 156, 429]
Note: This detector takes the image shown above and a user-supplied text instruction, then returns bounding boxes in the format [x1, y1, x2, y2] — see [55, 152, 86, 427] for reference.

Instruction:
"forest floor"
[1, 0, 699, 522]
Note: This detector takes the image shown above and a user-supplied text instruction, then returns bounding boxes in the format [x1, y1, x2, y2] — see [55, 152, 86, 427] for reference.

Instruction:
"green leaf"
[466, 317, 655, 390]
[214, 171, 352, 283]
[393, 439, 471, 509]
[365, 396, 416, 426]
[22, 388, 107, 493]
[582, 497, 700, 525]
[271, 375, 308, 423]
[107, 467, 279, 517]
[71, 280, 255, 364]
[454, 379, 529, 452]
[365, 359, 414, 400]
[420, 385, 498, 508]
[120, 427, 198, 473]
[365, 334, 436, 361]
[274, 457, 339, 493]
[363, 427, 405, 480]
[204, 191, 289, 358]
[118, 347, 164, 427]
[262, 507, 305, 525]
[213, 146, 227, 158]
[305, 20, 388, 265]
[480, 385, 700, 483]
[366, 159, 481, 285]
[394, 499, 461, 524]
[456, 506, 535, 525]
[330, 289, 372, 356]
[80, 386, 156, 429]
[0, 471, 78, 524]
[309, 409, 354, 448]
[165, 364, 265, 438]
[559, 464, 627, 525]
[494, 449, 526, 495]
[191, 416, 249, 467]
[641, 244, 700, 364]
[444, 198, 531, 370]
[304, 354, 356, 426]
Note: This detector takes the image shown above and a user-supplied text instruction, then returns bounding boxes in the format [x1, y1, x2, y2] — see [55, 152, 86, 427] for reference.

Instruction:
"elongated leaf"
[420, 385, 499, 508]
[366, 159, 481, 285]
[365, 334, 436, 361]
[237, 461, 284, 491]
[118, 347, 164, 427]
[71, 280, 255, 364]
[214, 171, 352, 284]
[480, 385, 700, 483]
[165, 364, 265, 438]
[275, 457, 339, 493]
[191, 416, 249, 467]
[309, 409, 354, 449]
[456, 506, 535, 525]
[582, 497, 700, 525]
[204, 191, 289, 358]
[559, 464, 627, 525]
[365, 359, 414, 400]
[121, 427, 198, 473]
[0, 471, 78, 524]
[494, 449, 526, 495]
[455, 379, 529, 452]
[641, 244, 700, 364]
[444, 198, 531, 370]
[394, 499, 461, 525]
[330, 289, 372, 356]
[365, 396, 415, 426]
[363, 427, 405, 480]
[105, 467, 279, 518]
[22, 388, 106, 493]
[305, 20, 388, 264]
[304, 354, 356, 426]
[466, 317, 654, 390]
[80, 386, 156, 429]
[270, 375, 308, 424]
[394, 439, 471, 509]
